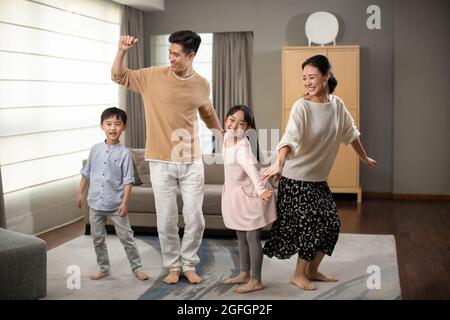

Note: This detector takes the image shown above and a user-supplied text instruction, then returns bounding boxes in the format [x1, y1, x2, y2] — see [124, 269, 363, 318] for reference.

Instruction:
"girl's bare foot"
[306, 271, 337, 282]
[234, 278, 264, 293]
[182, 270, 203, 284]
[90, 271, 109, 280]
[290, 275, 316, 291]
[223, 272, 250, 285]
[163, 270, 181, 284]
[134, 270, 149, 281]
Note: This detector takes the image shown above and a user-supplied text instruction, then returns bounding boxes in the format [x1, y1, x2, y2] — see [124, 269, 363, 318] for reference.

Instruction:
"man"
[111, 30, 223, 284]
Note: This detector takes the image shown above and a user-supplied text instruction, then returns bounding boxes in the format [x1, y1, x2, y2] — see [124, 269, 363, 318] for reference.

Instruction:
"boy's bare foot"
[134, 270, 149, 281]
[223, 272, 250, 285]
[163, 270, 181, 284]
[90, 271, 109, 280]
[234, 279, 264, 293]
[290, 275, 316, 291]
[306, 271, 338, 282]
[182, 270, 203, 284]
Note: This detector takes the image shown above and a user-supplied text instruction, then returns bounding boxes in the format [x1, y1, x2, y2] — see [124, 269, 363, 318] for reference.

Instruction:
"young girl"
[262, 55, 376, 291]
[221, 105, 277, 293]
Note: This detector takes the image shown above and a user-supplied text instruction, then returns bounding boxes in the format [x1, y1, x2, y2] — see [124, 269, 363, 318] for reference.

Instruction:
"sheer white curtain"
[0, 0, 122, 233]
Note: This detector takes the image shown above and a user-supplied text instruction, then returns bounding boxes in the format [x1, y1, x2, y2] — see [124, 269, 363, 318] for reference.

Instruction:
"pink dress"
[221, 137, 277, 231]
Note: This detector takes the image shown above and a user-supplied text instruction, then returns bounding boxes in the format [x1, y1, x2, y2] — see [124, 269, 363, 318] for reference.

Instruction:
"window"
[151, 33, 214, 153]
[0, 0, 121, 192]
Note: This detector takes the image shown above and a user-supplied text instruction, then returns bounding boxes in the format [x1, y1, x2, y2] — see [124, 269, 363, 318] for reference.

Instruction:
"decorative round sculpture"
[305, 11, 339, 46]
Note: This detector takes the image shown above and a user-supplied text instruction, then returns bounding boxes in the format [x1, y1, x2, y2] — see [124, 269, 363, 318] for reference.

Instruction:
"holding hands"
[261, 159, 284, 183]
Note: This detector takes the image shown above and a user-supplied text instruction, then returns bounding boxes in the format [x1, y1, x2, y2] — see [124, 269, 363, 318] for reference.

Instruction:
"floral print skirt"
[263, 176, 340, 262]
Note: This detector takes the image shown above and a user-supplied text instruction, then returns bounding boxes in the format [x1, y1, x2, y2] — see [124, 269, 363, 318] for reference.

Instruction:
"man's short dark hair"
[101, 107, 127, 125]
[169, 30, 201, 55]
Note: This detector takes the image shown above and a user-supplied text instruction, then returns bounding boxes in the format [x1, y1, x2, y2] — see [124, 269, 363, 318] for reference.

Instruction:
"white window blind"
[0, 0, 122, 193]
[151, 33, 214, 154]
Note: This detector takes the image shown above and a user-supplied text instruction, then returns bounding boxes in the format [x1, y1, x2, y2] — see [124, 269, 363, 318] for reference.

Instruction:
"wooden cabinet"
[282, 46, 361, 202]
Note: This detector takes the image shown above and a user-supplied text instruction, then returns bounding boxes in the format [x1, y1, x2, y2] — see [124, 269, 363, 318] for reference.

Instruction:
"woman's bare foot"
[234, 278, 264, 293]
[182, 270, 203, 284]
[306, 271, 337, 282]
[163, 270, 181, 284]
[290, 275, 316, 291]
[223, 272, 250, 285]
[134, 270, 149, 281]
[90, 271, 109, 280]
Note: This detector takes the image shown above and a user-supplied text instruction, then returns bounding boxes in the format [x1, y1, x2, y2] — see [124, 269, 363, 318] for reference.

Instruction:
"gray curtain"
[212, 32, 253, 123]
[0, 166, 6, 228]
[120, 6, 146, 148]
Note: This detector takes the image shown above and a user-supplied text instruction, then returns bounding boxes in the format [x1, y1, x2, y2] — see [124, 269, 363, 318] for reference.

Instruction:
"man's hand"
[259, 190, 273, 205]
[119, 35, 138, 51]
[118, 203, 128, 217]
[76, 193, 84, 208]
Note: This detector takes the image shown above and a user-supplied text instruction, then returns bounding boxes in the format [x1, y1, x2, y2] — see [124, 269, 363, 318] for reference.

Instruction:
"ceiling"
[111, 0, 165, 12]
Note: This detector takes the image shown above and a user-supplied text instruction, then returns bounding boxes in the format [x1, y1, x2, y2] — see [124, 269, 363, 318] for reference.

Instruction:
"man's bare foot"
[90, 271, 109, 280]
[234, 279, 264, 293]
[182, 270, 203, 284]
[290, 275, 316, 291]
[306, 271, 338, 282]
[134, 270, 149, 281]
[163, 270, 181, 284]
[223, 272, 250, 285]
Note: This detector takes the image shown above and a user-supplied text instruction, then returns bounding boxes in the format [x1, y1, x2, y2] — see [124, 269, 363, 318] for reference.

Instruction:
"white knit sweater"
[278, 95, 360, 182]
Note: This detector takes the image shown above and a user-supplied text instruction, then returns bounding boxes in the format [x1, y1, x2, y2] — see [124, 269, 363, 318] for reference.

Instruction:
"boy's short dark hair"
[101, 107, 127, 125]
[169, 30, 201, 55]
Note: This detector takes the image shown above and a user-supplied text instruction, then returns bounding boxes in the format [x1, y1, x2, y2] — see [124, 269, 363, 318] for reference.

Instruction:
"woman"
[262, 55, 376, 291]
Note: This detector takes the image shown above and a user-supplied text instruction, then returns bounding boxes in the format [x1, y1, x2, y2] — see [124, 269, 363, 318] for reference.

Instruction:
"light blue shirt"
[81, 141, 134, 212]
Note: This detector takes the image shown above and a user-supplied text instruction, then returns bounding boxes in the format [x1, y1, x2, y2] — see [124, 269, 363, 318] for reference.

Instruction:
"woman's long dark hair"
[301, 55, 338, 94]
[225, 105, 261, 162]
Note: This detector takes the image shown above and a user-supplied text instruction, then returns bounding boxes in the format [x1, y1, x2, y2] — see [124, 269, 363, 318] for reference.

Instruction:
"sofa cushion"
[0, 228, 47, 299]
[129, 148, 151, 186]
[202, 154, 224, 184]
[128, 186, 156, 212]
[202, 184, 223, 215]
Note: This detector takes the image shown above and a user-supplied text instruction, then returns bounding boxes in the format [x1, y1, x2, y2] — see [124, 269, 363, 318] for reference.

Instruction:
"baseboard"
[35, 216, 84, 237]
[363, 192, 450, 201]
[392, 194, 450, 201]
[363, 192, 393, 199]
[84, 224, 271, 239]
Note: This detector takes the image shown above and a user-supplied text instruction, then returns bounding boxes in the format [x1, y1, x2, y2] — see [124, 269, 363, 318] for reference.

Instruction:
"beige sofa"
[83, 149, 275, 235]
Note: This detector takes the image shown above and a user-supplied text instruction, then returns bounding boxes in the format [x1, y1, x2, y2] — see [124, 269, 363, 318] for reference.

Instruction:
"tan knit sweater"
[112, 66, 221, 162]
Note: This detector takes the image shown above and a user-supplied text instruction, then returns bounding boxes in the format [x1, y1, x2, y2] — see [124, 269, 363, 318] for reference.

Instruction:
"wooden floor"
[37, 199, 450, 300]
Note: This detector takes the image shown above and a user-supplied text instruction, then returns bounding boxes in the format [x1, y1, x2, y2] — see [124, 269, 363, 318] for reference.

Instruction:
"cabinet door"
[326, 48, 360, 189]
[327, 109, 360, 188]
[326, 48, 359, 111]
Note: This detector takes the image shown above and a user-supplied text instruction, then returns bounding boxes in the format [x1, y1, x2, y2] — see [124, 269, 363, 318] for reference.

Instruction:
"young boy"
[76, 107, 149, 281]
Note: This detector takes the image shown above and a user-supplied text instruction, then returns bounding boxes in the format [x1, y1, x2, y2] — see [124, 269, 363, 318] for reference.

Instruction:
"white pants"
[149, 160, 205, 272]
